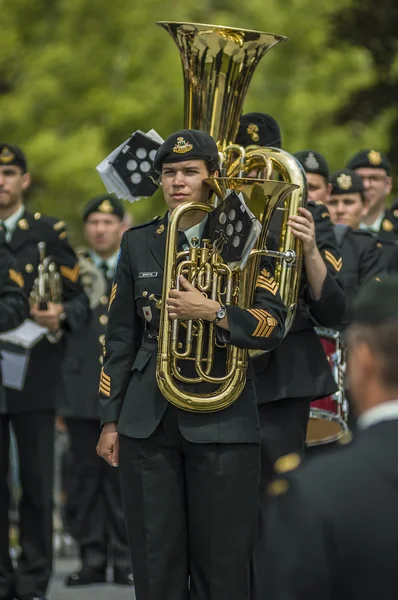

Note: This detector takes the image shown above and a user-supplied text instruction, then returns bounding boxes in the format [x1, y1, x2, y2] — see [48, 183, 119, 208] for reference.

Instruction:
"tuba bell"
[155, 22, 308, 412]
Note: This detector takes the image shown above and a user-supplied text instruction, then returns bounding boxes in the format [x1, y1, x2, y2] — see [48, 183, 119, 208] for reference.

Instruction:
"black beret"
[294, 150, 329, 179]
[330, 169, 364, 196]
[153, 129, 219, 174]
[235, 113, 282, 148]
[346, 148, 391, 175]
[351, 276, 398, 326]
[83, 194, 125, 221]
[0, 144, 27, 172]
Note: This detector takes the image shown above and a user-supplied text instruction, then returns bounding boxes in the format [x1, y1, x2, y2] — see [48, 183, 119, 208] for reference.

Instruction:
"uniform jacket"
[60, 251, 112, 419]
[99, 213, 288, 444]
[0, 209, 90, 414]
[263, 419, 398, 600]
[336, 227, 385, 326]
[371, 206, 398, 241]
[254, 201, 346, 402]
[0, 247, 28, 408]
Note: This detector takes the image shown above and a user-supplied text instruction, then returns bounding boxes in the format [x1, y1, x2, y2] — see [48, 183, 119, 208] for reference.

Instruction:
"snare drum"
[306, 328, 349, 446]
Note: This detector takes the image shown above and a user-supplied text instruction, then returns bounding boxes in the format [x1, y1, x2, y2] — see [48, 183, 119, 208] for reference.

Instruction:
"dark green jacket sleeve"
[304, 203, 345, 328]
[0, 248, 28, 333]
[99, 233, 141, 425]
[223, 258, 287, 351]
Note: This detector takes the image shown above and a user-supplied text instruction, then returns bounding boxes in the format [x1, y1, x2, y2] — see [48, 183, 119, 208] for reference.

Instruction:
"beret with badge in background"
[153, 129, 219, 174]
[294, 150, 329, 180]
[330, 169, 364, 196]
[0, 144, 27, 173]
[83, 194, 125, 222]
[235, 112, 282, 148]
[346, 148, 391, 175]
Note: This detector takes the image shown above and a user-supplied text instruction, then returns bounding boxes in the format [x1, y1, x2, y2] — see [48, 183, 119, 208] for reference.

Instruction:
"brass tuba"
[155, 22, 307, 412]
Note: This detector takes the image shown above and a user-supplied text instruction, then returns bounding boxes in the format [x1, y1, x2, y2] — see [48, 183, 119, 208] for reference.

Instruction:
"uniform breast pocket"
[134, 276, 163, 327]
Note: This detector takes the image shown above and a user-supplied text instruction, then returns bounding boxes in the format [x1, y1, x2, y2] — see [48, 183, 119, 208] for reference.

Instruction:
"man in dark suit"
[262, 276, 398, 600]
[0, 144, 90, 600]
[96, 129, 288, 600]
[60, 195, 132, 587]
[346, 148, 398, 239]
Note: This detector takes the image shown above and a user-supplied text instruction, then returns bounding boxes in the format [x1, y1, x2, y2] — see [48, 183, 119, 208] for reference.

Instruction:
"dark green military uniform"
[60, 246, 131, 584]
[99, 209, 287, 600]
[0, 210, 90, 600]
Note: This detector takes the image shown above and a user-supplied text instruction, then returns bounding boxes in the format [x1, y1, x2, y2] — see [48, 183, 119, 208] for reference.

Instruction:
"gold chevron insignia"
[246, 308, 278, 338]
[60, 263, 80, 283]
[53, 220, 66, 231]
[324, 250, 342, 272]
[256, 268, 278, 295]
[108, 283, 117, 309]
[9, 269, 24, 288]
[99, 368, 111, 397]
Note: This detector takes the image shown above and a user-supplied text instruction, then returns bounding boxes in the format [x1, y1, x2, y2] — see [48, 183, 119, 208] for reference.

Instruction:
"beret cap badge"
[98, 199, 114, 214]
[173, 137, 193, 154]
[247, 124, 260, 143]
[0, 146, 15, 164]
[304, 152, 320, 170]
[336, 173, 352, 190]
[367, 150, 382, 166]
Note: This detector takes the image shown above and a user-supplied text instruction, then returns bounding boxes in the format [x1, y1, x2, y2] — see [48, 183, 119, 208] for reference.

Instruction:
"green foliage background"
[1, 0, 397, 243]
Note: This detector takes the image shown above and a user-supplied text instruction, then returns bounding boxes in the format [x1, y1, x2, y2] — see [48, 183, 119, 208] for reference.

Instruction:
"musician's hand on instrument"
[96, 422, 119, 467]
[288, 207, 317, 255]
[30, 301, 65, 332]
[167, 275, 219, 321]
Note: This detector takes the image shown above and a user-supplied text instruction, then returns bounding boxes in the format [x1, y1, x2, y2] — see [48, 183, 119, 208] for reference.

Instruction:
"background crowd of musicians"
[0, 109, 398, 600]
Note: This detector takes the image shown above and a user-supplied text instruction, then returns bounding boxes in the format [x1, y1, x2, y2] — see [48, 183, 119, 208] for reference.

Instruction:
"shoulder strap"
[333, 223, 349, 248]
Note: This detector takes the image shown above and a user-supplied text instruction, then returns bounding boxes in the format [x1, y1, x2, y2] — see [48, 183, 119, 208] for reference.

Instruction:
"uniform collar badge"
[17, 218, 29, 230]
[0, 146, 15, 164]
[382, 218, 394, 232]
[304, 152, 319, 170]
[247, 124, 260, 142]
[173, 137, 193, 154]
[367, 149, 382, 165]
[156, 223, 165, 235]
[337, 173, 352, 190]
[98, 199, 114, 214]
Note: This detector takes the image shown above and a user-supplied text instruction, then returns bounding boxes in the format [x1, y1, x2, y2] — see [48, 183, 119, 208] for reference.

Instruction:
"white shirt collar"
[1, 205, 25, 241]
[357, 399, 398, 430]
[180, 215, 208, 249]
[359, 210, 385, 234]
[90, 249, 119, 279]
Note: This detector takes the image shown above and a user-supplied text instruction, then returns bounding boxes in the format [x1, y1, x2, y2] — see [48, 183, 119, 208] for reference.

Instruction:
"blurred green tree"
[0, 0, 396, 242]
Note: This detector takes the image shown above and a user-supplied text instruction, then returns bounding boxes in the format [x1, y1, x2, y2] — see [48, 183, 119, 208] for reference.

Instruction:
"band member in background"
[236, 112, 282, 148]
[0, 144, 90, 600]
[346, 148, 398, 239]
[325, 169, 385, 320]
[293, 150, 331, 204]
[261, 277, 398, 600]
[60, 195, 133, 587]
[96, 129, 288, 600]
[233, 130, 346, 600]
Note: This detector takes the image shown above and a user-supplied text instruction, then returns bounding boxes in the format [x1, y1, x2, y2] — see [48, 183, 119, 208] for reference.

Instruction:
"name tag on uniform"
[139, 272, 158, 278]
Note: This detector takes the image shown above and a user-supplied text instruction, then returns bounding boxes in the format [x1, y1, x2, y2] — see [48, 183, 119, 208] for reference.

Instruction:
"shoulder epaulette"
[127, 215, 162, 232]
[25, 212, 68, 240]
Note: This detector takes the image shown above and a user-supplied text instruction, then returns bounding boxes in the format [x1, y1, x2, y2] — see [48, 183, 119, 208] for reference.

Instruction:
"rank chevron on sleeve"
[246, 308, 278, 338]
[256, 268, 278, 295]
[324, 250, 343, 272]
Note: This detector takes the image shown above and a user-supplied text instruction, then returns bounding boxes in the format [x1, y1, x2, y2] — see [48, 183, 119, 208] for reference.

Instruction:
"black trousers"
[118, 406, 260, 600]
[0, 411, 54, 600]
[65, 418, 130, 572]
[250, 397, 311, 600]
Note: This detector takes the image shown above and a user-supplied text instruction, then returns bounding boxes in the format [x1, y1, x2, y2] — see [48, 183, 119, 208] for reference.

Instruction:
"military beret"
[83, 194, 125, 221]
[153, 129, 219, 174]
[351, 276, 398, 326]
[346, 148, 391, 175]
[294, 150, 329, 179]
[0, 144, 27, 172]
[330, 169, 364, 196]
[235, 112, 282, 148]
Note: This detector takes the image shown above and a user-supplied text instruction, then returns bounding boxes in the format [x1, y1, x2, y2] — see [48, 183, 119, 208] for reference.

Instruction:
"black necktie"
[178, 231, 189, 251]
[0, 223, 8, 244]
[99, 260, 109, 279]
